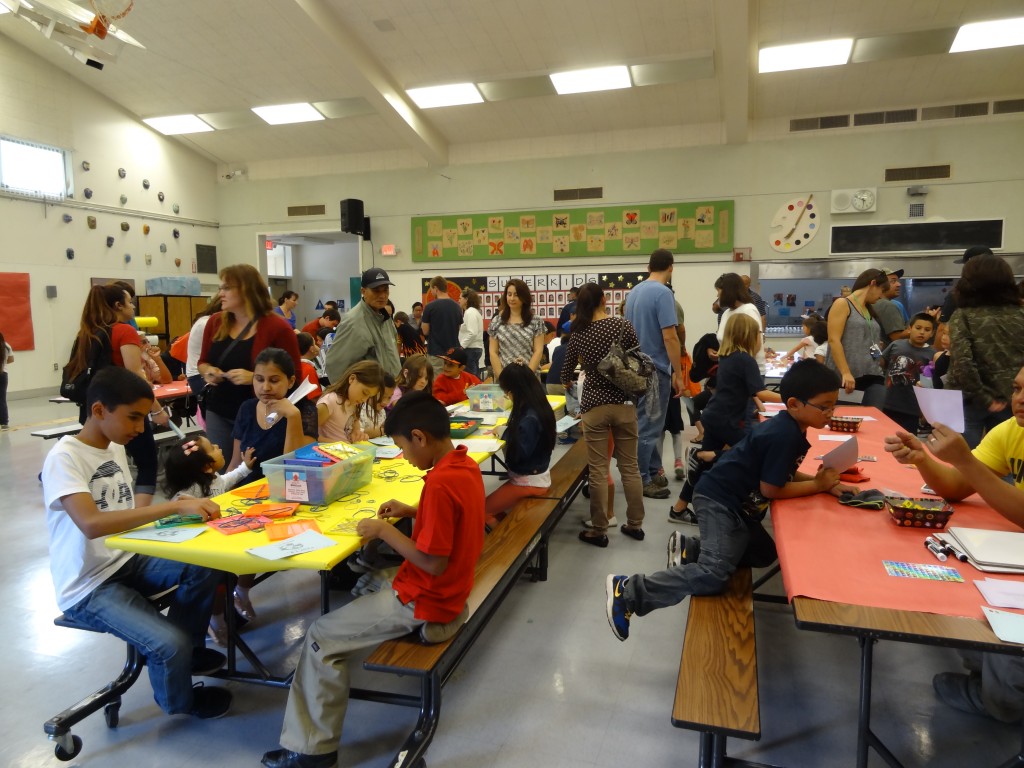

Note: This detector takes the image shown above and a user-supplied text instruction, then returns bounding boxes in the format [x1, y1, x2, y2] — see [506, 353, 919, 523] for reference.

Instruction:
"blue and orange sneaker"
[605, 574, 632, 641]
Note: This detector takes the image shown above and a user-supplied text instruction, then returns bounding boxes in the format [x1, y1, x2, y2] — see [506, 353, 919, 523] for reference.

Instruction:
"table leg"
[857, 636, 904, 768]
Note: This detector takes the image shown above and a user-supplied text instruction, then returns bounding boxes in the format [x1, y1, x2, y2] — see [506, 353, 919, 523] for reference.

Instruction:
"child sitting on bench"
[41, 366, 232, 719]
[261, 391, 486, 768]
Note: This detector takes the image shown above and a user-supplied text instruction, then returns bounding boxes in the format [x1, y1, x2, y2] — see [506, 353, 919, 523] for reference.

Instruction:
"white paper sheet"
[288, 377, 318, 404]
[982, 606, 1024, 645]
[246, 529, 337, 560]
[821, 435, 859, 473]
[976, 578, 1024, 610]
[120, 526, 206, 543]
[819, 435, 853, 442]
[913, 387, 965, 433]
[555, 415, 581, 433]
[369, 436, 395, 446]
[373, 445, 403, 459]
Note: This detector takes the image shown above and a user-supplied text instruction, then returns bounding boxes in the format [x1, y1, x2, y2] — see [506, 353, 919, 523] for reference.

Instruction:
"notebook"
[946, 527, 1024, 573]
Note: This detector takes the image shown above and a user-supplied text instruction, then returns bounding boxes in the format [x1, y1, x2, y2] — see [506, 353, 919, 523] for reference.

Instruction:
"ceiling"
[2, 0, 1023, 170]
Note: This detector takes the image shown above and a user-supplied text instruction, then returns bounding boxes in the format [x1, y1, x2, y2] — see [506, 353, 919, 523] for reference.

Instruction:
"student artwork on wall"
[411, 200, 734, 262]
[0, 272, 33, 350]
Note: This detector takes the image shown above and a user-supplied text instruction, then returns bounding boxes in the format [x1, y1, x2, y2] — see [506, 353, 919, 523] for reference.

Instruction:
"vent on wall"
[554, 187, 603, 201]
[885, 165, 951, 182]
[790, 96, 1024, 134]
[994, 99, 1024, 114]
[908, 203, 926, 219]
[921, 102, 988, 120]
[790, 114, 849, 132]
[287, 204, 327, 216]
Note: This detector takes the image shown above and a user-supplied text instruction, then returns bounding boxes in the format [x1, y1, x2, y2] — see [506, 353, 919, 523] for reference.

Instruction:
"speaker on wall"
[362, 216, 371, 241]
[340, 199, 364, 235]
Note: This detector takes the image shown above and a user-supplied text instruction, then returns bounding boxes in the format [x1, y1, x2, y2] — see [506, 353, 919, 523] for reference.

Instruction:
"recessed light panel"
[142, 114, 213, 135]
[406, 83, 483, 108]
[251, 103, 325, 125]
[759, 38, 853, 73]
[549, 65, 631, 95]
[950, 16, 1024, 53]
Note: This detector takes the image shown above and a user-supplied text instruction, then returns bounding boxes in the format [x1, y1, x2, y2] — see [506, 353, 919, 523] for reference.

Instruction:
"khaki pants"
[581, 403, 645, 531]
[279, 573, 423, 756]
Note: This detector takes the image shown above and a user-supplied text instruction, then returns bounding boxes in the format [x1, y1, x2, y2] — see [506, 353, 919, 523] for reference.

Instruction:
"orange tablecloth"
[773, 406, 1023, 622]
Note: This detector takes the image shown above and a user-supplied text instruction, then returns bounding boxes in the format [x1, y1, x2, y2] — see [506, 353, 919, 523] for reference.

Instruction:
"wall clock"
[851, 188, 876, 211]
[769, 194, 818, 252]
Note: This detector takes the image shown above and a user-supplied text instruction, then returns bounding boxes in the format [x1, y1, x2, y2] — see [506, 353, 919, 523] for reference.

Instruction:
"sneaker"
[605, 574, 632, 641]
[351, 572, 383, 597]
[667, 531, 683, 568]
[189, 682, 232, 719]
[653, 471, 669, 488]
[620, 524, 645, 541]
[582, 515, 617, 528]
[668, 506, 697, 524]
[682, 445, 700, 484]
[261, 748, 338, 768]
[579, 530, 609, 547]
[643, 482, 670, 499]
[192, 647, 226, 676]
[933, 673, 992, 719]
[674, 458, 685, 480]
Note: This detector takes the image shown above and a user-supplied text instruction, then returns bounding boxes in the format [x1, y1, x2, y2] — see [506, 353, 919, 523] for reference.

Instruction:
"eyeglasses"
[801, 399, 835, 414]
[218, 284, 237, 292]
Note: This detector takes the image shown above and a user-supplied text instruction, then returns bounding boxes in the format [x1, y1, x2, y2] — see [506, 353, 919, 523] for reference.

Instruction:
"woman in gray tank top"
[824, 269, 887, 405]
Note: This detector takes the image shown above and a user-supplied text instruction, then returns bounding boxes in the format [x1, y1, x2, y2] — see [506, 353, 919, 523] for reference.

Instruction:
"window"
[0, 137, 69, 199]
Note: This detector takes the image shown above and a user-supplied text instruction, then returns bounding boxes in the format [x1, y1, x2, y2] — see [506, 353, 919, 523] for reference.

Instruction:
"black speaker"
[362, 216, 371, 241]
[340, 199, 364, 235]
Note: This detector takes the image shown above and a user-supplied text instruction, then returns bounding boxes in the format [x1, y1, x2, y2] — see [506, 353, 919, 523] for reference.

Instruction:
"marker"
[925, 539, 947, 562]
[940, 539, 970, 563]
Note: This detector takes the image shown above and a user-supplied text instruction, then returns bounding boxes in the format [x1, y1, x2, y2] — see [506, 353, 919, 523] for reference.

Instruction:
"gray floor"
[3, 393, 1020, 767]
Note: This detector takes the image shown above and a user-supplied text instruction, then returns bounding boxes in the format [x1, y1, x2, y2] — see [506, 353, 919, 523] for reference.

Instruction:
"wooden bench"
[673, 567, 779, 768]
[357, 440, 587, 768]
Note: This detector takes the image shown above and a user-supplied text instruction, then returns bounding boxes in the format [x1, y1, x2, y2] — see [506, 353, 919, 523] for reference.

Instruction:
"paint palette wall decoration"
[769, 194, 819, 253]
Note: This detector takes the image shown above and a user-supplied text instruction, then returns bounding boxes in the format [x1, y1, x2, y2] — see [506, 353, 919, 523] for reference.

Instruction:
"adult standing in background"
[459, 289, 485, 378]
[199, 265, 300, 453]
[740, 275, 768, 331]
[274, 290, 299, 330]
[940, 246, 993, 324]
[408, 301, 424, 333]
[873, 266, 909, 342]
[625, 249, 684, 499]
[0, 330, 12, 430]
[556, 286, 579, 337]
[489, 279, 546, 378]
[325, 267, 401, 381]
[185, 297, 222, 396]
[421, 276, 463, 374]
[716, 273, 765, 375]
[947, 253, 1024, 448]
[823, 268, 887, 406]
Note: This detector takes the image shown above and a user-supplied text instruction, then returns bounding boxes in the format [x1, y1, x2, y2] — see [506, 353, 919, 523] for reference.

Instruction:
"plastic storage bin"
[449, 417, 482, 438]
[466, 384, 509, 412]
[263, 443, 376, 504]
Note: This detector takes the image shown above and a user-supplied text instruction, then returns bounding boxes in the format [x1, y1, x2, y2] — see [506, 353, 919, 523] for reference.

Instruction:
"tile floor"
[2, 394, 1020, 767]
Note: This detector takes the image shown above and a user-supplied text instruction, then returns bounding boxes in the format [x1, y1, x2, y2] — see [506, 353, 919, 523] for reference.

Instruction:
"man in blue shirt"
[624, 249, 684, 498]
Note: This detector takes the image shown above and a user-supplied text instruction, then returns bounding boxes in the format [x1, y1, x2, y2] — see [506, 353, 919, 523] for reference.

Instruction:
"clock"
[769, 194, 818, 253]
[851, 188, 876, 211]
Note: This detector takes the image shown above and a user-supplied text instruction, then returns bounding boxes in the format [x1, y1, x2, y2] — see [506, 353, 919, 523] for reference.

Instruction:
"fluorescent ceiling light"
[758, 38, 853, 73]
[549, 65, 631, 95]
[950, 16, 1024, 53]
[251, 103, 325, 125]
[406, 83, 483, 109]
[143, 114, 213, 135]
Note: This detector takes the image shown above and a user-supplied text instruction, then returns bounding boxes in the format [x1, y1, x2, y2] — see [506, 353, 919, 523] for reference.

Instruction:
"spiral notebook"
[946, 527, 1024, 573]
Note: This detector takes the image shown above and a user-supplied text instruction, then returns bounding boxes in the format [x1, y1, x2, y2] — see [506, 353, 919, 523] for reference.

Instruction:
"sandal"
[689, 437, 702, 444]
[233, 588, 256, 621]
[207, 614, 228, 647]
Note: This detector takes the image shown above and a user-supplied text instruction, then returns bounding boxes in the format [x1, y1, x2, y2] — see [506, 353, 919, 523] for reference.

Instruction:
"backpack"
[690, 333, 720, 383]
[60, 327, 113, 405]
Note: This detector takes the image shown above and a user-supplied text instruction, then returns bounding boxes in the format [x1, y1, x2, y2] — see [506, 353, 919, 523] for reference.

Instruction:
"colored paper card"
[265, 518, 321, 541]
[247, 529, 336, 560]
[120, 526, 206, 543]
[208, 515, 271, 535]
[982, 607, 1024, 645]
[913, 387, 965, 433]
[882, 560, 964, 582]
[231, 483, 270, 500]
[821, 435, 858, 473]
[975, 578, 1024, 610]
[555, 415, 581, 433]
[242, 502, 300, 518]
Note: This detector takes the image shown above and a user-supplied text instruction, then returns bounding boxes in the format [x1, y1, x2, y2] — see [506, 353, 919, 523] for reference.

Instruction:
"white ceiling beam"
[714, 0, 756, 145]
[291, 0, 449, 167]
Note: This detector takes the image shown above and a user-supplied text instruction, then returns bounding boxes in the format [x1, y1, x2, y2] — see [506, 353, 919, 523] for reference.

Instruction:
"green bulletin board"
[411, 200, 734, 262]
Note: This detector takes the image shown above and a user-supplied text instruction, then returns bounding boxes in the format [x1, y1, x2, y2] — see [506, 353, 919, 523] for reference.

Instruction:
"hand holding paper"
[913, 388, 965, 433]
[821, 435, 859, 474]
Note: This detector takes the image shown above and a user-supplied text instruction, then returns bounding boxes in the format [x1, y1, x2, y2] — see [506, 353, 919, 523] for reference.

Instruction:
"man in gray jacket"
[325, 268, 401, 382]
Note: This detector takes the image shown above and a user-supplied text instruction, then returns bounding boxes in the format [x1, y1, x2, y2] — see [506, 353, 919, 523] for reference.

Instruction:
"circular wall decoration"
[120, 222, 130, 232]
[106, 236, 115, 247]
[768, 194, 819, 253]
[142, 224, 150, 234]
[84, 188, 93, 199]
[158, 191, 165, 202]
[120, 194, 128, 205]
[124, 253, 131, 263]
[142, 179, 150, 189]
[159, 243, 167, 253]
[172, 203, 180, 214]
[118, 168, 126, 178]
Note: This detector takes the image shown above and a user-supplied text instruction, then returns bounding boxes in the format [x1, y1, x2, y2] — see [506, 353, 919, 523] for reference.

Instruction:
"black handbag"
[60, 327, 112, 405]
[197, 317, 257, 411]
[595, 318, 655, 398]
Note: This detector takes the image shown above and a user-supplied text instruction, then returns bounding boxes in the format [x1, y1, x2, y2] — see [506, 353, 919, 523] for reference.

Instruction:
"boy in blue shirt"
[606, 360, 856, 641]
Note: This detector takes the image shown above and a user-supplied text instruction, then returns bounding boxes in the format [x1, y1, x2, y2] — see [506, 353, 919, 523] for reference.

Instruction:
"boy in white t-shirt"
[42, 366, 232, 719]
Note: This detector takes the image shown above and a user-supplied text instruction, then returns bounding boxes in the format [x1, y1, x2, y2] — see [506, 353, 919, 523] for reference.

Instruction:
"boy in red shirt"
[432, 347, 481, 406]
[295, 332, 322, 401]
[262, 391, 485, 768]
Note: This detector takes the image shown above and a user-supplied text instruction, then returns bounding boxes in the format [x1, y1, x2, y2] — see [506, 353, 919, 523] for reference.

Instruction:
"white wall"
[0, 35, 219, 396]
[288, 240, 360, 326]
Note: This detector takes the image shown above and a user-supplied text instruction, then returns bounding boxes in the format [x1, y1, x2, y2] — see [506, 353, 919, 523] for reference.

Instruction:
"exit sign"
[380, 244, 398, 256]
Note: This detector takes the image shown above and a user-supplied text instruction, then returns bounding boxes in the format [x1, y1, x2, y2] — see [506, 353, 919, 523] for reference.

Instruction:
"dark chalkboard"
[831, 220, 1003, 254]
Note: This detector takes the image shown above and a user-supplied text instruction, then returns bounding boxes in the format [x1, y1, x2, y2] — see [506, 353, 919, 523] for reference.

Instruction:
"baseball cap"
[877, 266, 905, 279]
[439, 347, 468, 366]
[361, 267, 394, 289]
[954, 246, 993, 265]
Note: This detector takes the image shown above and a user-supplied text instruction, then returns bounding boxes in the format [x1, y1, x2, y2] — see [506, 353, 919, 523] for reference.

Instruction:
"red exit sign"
[380, 243, 398, 256]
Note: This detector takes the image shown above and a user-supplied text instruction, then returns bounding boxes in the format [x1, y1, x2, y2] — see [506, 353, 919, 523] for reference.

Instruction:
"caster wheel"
[104, 702, 120, 728]
[54, 734, 83, 761]
[581, 481, 590, 499]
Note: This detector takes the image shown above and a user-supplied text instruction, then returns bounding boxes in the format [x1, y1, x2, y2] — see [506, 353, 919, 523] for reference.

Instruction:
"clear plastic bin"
[262, 443, 376, 504]
[466, 384, 509, 412]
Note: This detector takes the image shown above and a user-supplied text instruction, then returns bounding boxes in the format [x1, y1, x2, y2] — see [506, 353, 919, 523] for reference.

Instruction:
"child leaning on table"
[41, 366, 232, 719]
[261, 391, 485, 768]
[606, 360, 857, 642]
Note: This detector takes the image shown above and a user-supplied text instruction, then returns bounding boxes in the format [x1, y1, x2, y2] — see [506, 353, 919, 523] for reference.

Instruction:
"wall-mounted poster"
[412, 200, 735, 262]
[0, 272, 33, 350]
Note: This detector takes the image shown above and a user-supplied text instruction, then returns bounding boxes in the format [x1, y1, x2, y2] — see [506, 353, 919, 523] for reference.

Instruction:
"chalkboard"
[831, 220, 1003, 254]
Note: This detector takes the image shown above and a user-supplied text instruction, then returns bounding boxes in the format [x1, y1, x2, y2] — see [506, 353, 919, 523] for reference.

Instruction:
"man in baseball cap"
[361, 267, 395, 289]
[954, 245, 992, 265]
[874, 266, 909, 341]
[325, 267, 401, 381]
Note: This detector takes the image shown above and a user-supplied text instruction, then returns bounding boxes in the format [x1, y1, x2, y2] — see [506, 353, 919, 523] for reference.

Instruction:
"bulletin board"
[411, 200, 734, 262]
[0, 272, 33, 350]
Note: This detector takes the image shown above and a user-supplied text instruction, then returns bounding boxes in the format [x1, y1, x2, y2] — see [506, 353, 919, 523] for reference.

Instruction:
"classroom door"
[299, 280, 348, 325]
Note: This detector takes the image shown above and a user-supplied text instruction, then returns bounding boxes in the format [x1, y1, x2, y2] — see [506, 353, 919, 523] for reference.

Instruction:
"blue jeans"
[626, 493, 777, 616]
[464, 347, 483, 379]
[635, 369, 671, 483]
[63, 555, 222, 714]
[963, 400, 1012, 449]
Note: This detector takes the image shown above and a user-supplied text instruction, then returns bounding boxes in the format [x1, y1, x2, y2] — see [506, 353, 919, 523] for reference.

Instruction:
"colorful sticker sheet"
[883, 560, 964, 582]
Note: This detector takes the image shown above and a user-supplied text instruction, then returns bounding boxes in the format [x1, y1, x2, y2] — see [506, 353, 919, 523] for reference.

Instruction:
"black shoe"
[578, 530, 609, 548]
[189, 683, 232, 719]
[620, 524, 645, 541]
[192, 647, 226, 676]
[261, 748, 339, 768]
[933, 672, 992, 719]
[668, 507, 697, 524]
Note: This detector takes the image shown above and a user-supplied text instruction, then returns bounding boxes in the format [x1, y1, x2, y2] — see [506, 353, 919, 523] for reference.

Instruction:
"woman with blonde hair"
[198, 264, 300, 452]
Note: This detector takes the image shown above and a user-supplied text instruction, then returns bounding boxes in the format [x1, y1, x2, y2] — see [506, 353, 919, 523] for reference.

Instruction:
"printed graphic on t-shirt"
[887, 354, 922, 388]
[90, 460, 133, 510]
